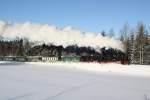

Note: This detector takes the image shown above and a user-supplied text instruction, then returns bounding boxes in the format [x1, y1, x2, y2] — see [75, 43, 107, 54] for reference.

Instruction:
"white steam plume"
[0, 20, 124, 51]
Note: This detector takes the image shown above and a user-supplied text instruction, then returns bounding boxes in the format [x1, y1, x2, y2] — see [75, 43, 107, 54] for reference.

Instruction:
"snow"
[0, 62, 150, 100]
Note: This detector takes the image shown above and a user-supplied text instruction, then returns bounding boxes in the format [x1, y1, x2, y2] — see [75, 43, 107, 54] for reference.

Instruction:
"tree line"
[120, 23, 150, 64]
[0, 39, 24, 56]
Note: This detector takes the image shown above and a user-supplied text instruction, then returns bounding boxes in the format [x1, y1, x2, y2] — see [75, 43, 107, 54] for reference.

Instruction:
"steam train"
[0, 40, 128, 64]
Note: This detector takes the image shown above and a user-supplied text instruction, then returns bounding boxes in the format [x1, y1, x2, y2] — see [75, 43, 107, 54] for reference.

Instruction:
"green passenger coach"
[61, 56, 80, 62]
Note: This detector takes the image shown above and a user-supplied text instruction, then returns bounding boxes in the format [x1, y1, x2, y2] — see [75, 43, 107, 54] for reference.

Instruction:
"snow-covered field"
[0, 62, 150, 100]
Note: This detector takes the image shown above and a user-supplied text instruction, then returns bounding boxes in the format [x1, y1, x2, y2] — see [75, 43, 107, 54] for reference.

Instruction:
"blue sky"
[0, 0, 150, 34]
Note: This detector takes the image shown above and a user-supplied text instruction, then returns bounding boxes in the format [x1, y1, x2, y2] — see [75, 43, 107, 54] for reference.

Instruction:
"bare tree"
[135, 22, 146, 64]
[120, 23, 130, 52]
[108, 28, 115, 38]
[23, 37, 32, 56]
[101, 31, 106, 37]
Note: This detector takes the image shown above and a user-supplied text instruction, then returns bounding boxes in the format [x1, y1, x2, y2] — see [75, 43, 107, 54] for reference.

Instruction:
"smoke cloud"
[0, 20, 124, 51]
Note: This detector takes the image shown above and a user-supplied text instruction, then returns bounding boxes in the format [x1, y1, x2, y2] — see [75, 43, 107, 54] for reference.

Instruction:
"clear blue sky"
[0, 0, 150, 34]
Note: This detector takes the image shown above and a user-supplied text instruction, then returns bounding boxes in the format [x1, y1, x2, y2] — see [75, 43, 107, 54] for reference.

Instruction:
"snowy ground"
[0, 62, 150, 100]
